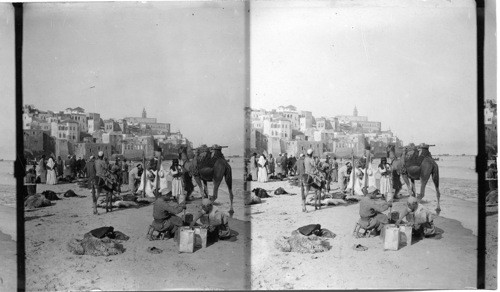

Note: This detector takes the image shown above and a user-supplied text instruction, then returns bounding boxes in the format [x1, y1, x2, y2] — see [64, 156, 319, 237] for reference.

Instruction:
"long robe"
[258, 156, 268, 183]
[379, 165, 392, 199]
[46, 158, 57, 185]
[171, 166, 184, 203]
[36, 158, 47, 184]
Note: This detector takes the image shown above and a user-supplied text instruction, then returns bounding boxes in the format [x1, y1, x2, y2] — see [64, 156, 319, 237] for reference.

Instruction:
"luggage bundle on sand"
[25, 194, 52, 209]
[67, 227, 129, 256]
[274, 224, 335, 253]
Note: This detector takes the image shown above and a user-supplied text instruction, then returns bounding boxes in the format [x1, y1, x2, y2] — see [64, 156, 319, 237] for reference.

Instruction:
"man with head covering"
[396, 197, 436, 238]
[86, 156, 98, 214]
[338, 161, 352, 193]
[281, 153, 288, 176]
[332, 156, 339, 183]
[128, 163, 143, 194]
[46, 156, 57, 185]
[95, 151, 115, 213]
[358, 186, 391, 235]
[148, 193, 187, 241]
[190, 199, 231, 241]
[267, 154, 275, 177]
[294, 153, 308, 211]
[36, 155, 47, 184]
[257, 154, 269, 183]
[122, 158, 129, 185]
[275, 153, 283, 176]
[416, 143, 433, 165]
[249, 153, 258, 181]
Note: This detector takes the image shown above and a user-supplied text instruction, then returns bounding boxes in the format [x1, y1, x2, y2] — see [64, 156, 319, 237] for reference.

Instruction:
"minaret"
[142, 107, 147, 118]
[353, 106, 358, 117]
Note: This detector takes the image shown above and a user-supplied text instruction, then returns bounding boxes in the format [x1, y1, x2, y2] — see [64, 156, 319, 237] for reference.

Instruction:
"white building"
[263, 118, 292, 140]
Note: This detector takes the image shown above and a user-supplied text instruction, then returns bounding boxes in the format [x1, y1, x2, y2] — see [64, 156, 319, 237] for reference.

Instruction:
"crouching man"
[190, 199, 232, 241]
[396, 197, 436, 238]
[148, 193, 187, 240]
[355, 187, 392, 237]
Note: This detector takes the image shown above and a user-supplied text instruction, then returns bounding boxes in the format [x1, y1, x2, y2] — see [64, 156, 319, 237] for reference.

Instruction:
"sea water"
[0, 156, 478, 207]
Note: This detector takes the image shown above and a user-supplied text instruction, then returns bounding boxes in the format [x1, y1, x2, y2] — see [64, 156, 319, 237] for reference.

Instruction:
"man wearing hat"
[148, 193, 187, 241]
[211, 144, 224, 160]
[416, 143, 433, 165]
[396, 197, 436, 238]
[357, 186, 391, 235]
[128, 163, 143, 194]
[338, 161, 352, 193]
[190, 199, 231, 241]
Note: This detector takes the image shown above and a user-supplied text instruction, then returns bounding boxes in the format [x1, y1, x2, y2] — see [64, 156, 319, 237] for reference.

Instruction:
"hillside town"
[248, 105, 403, 158]
[23, 105, 193, 161]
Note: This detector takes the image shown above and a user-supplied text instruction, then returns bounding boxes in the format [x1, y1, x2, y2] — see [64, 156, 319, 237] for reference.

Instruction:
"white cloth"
[138, 170, 156, 198]
[347, 168, 364, 196]
[379, 165, 392, 197]
[46, 158, 57, 185]
[366, 163, 377, 188]
[258, 156, 268, 182]
[154, 166, 171, 194]
[171, 166, 184, 202]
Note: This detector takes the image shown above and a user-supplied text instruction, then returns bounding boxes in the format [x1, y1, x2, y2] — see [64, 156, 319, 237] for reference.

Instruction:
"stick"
[155, 150, 162, 198]
[142, 152, 146, 198]
[351, 155, 355, 197]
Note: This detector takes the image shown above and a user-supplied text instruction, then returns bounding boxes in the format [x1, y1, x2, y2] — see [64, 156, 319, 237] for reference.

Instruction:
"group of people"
[249, 152, 338, 183]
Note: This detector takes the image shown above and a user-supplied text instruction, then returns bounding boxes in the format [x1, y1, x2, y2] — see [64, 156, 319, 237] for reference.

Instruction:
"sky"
[0, 0, 497, 159]
[21, 1, 246, 156]
[250, 0, 482, 155]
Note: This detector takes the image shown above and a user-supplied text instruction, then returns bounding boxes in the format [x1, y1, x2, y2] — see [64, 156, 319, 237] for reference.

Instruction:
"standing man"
[332, 157, 339, 183]
[338, 161, 352, 193]
[294, 153, 307, 212]
[56, 156, 64, 180]
[267, 154, 275, 177]
[249, 153, 258, 181]
[36, 155, 47, 184]
[276, 153, 283, 177]
[70, 154, 77, 179]
[122, 158, 129, 185]
[128, 163, 143, 194]
[86, 156, 98, 214]
[322, 155, 333, 193]
[281, 153, 288, 177]
[95, 151, 112, 212]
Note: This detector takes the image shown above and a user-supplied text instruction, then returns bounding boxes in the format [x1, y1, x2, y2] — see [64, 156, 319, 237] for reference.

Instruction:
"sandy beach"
[250, 179, 483, 290]
[24, 173, 250, 291]
[0, 204, 17, 292]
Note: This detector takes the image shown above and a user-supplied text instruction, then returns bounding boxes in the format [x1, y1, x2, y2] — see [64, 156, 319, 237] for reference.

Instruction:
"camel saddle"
[402, 146, 433, 177]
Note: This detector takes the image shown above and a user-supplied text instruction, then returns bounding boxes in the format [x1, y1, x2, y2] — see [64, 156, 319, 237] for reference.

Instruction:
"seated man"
[148, 193, 187, 240]
[396, 197, 436, 238]
[190, 199, 232, 241]
[356, 186, 391, 237]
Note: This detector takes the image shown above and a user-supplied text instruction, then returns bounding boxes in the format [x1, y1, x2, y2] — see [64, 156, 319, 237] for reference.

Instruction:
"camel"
[179, 146, 234, 215]
[387, 144, 441, 214]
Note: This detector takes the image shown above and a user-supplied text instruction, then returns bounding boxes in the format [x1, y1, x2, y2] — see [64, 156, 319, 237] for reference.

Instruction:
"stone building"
[23, 129, 44, 153]
[74, 142, 112, 160]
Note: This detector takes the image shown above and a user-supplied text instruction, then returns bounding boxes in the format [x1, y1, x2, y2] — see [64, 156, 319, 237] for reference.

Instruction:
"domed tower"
[142, 107, 147, 118]
[353, 106, 358, 117]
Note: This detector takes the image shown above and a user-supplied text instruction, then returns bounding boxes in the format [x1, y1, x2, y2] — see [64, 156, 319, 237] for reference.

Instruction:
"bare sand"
[25, 180, 250, 291]
[0, 205, 16, 292]
[250, 179, 480, 290]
